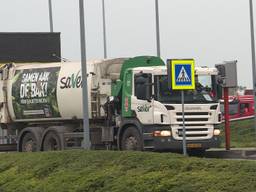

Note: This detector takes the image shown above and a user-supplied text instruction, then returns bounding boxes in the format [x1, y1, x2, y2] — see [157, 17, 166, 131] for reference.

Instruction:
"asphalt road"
[200, 148, 256, 160]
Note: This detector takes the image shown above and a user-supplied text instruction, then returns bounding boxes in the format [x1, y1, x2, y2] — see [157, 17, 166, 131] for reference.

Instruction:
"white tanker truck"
[0, 56, 222, 152]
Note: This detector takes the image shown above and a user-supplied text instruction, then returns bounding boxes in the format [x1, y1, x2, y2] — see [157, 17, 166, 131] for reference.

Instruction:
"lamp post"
[155, 0, 161, 57]
[79, 0, 91, 149]
[102, 0, 107, 59]
[48, 0, 53, 32]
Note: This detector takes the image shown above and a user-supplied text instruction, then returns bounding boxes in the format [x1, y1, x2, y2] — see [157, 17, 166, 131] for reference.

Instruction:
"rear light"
[153, 130, 171, 137]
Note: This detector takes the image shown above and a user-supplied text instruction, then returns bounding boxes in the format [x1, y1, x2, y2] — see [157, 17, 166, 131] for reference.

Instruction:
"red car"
[220, 95, 254, 121]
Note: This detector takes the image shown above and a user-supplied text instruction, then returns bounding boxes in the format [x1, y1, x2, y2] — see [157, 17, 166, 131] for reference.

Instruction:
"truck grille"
[177, 118, 208, 122]
[176, 112, 209, 122]
[177, 128, 208, 137]
[176, 112, 210, 123]
[176, 112, 209, 116]
[172, 111, 213, 140]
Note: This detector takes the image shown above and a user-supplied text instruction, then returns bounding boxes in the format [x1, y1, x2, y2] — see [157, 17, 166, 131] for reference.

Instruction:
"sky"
[0, 0, 255, 88]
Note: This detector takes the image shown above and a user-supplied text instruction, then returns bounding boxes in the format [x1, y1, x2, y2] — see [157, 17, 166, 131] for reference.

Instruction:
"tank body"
[6, 60, 112, 122]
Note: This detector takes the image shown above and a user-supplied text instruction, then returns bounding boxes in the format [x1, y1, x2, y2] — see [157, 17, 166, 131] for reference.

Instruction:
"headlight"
[214, 129, 221, 136]
[153, 130, 171, 137]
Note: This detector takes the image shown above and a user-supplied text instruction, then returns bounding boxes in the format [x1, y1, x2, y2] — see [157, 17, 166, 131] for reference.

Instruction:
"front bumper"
[145, 136, 220, 151]
[142, 124, 221, 151]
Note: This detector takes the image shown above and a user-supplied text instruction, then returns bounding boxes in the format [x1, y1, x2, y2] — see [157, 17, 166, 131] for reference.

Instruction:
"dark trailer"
[0, 32, 61, 63]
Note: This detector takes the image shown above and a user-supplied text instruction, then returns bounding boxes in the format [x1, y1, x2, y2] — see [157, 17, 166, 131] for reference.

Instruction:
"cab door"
[132, 73, 154, 124]
[152, 75, 170, 125]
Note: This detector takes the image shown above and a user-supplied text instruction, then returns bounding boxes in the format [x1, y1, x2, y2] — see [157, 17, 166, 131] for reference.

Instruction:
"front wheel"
[121, 127, 143, 151]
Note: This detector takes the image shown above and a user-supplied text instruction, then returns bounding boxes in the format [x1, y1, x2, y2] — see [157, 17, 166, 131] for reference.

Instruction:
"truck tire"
[121, 127, 143, 151]
[21, 132, 38, 152]
[42, 132, 62, 151]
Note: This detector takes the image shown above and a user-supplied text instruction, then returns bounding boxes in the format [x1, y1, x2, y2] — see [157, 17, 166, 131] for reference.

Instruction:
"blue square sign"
[175, 64, 192, 86]
[168, 59, 195, 90]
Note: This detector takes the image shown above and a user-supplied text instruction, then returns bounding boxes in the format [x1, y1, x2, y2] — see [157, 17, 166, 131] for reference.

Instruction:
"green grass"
[0, 150, 255, 192]
[0, 119, 255, 191]
[218, 119, 256, 148]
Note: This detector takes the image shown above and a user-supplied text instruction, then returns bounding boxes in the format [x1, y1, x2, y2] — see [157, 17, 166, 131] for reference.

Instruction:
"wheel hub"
[125, 136, 138, 150]
[24, 140, 34, 152]
[49, 138, 58, 150]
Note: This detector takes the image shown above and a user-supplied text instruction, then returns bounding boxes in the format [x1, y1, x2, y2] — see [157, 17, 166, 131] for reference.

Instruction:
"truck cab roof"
[132, 66, 218, 76]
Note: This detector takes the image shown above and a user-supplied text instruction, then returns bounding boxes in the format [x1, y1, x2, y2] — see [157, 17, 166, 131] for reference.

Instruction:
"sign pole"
[169, 59, 195, 156]
[181, 90, 187, 156]
[224, 87, 230, 150]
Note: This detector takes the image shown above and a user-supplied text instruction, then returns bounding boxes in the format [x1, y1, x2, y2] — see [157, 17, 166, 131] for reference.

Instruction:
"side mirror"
[146, 95, 152, 102]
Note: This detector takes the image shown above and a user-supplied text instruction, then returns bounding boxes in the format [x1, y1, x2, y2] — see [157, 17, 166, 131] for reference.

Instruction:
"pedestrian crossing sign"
[168, 59, 195, 90]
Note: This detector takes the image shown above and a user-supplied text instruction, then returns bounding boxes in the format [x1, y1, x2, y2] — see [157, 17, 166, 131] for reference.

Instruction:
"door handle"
[160, 114, 164, 123]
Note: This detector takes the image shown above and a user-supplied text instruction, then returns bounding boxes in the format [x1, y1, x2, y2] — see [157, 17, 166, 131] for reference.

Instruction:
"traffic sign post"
[223, 87, 230, 150]
[168, 59, 195, 156]
[215, 61, 237, 151]
[181, 89, 186, 156]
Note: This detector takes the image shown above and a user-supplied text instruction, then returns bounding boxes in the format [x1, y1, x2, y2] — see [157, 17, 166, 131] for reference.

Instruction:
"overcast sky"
[0, 0, 255, 88]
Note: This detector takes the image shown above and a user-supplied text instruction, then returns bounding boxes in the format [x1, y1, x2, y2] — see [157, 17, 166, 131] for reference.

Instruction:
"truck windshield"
[154, 75, 218, 104]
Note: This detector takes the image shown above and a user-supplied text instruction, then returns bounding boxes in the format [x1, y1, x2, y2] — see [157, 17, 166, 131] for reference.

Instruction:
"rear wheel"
[43, 132, 62, 151]
[121, 127, 143, 151]
[21, 132, 38, 152]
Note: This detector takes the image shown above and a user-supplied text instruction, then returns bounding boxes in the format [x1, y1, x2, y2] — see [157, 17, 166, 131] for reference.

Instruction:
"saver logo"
[60, 70, 82, 89]
[137, 104, 152, 112]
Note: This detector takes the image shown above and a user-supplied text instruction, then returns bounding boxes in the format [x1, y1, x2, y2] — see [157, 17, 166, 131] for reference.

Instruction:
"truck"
[0, 56, 222, 152]
[220, 95, 254, 121]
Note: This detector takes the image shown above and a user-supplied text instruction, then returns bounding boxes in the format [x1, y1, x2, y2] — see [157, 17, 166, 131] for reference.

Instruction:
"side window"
[229, 103, 239, 115]
[134, 73, 152, 100]
[240, 103, 249, 114]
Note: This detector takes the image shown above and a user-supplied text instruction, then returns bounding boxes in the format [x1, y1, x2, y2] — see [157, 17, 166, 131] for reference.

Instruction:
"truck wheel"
[21, 132, 38, 152]
[121, 127, 143, 151]
[43, 132, 62, 151]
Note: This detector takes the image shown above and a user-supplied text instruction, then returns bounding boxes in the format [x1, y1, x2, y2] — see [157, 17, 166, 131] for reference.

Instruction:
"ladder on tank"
[91, 88, 101, 119]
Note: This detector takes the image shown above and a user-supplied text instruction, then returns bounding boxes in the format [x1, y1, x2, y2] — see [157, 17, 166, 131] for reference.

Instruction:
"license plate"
[187, 143, 202, 148]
